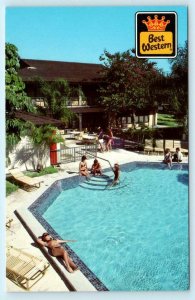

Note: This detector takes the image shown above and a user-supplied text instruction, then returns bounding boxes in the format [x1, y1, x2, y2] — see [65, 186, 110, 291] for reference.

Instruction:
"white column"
[79, 113, 82, 131]
[79, 90, 82, 106]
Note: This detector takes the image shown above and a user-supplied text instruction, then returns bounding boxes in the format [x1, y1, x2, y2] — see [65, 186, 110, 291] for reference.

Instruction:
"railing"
[67, 100, 87, 107]
[60, 138, 144, 164]
[85, 151, 113, 170]
[60, 144, 97, 163]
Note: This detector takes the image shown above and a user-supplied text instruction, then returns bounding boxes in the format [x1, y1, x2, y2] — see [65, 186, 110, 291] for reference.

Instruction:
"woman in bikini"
[79, 155, 89, 177]
[36, 232, 78, 273]
[105, 127, 113, 151]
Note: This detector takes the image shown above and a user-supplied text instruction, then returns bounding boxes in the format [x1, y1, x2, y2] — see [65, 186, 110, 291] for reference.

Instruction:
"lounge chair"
[6, 246, 50, 290]
[9, 169, 44, 191]
[154, 139, 165, 155]
[144, 139, 154, 154]
[165, 140, 174, 152]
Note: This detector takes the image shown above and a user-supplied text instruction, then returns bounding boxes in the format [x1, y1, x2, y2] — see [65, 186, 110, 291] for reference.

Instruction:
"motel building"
[18, 59, 157, 131]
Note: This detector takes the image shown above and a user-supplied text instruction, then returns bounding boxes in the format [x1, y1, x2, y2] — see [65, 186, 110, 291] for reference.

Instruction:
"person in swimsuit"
[79, 155, 89, 177]
[97, 127, 104, 152]
[91, 159, 102, 176]
[105, 128, 113, 151]
[163, 148, 172, 169]
[110, 163, 120, 186]
[36, 232, 78, 273]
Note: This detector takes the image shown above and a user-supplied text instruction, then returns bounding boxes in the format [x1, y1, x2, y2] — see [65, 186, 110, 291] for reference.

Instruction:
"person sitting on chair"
[91, 159, 102, 176]
[36, 232, 78, 273]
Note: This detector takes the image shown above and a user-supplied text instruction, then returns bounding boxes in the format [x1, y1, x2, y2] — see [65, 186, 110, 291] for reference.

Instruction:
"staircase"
[79, 174, 128, 190]
[79, 174, 111, 190]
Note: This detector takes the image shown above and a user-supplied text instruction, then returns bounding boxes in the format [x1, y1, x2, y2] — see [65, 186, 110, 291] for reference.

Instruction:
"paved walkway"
[6, 149, 188, 292]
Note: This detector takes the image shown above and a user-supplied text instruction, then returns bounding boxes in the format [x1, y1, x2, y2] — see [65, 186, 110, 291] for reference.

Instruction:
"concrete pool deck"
[6, 149, 188, 292]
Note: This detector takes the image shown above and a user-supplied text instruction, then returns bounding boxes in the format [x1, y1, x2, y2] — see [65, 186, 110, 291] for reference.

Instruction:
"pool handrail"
[85, 151, 113, 170]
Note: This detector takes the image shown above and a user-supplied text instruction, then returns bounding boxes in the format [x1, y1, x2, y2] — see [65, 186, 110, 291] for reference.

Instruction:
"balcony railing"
[67, 100, 87, 107]
[32, 97, 93, 108]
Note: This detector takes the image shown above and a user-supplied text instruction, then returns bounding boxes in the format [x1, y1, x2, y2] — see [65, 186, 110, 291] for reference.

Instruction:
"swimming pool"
[29, 162, 189, 291]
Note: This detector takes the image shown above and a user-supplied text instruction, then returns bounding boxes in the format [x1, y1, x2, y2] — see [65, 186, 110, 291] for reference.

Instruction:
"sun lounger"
[144, 139, 154, 154]
[9, 169, 44, 190]
[6, 246, 50, 290]
[154, 139, 165, 155]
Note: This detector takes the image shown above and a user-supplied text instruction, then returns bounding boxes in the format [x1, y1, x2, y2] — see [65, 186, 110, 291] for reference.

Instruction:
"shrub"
[6, 181, 19, 196]
[24, 166, 58, 177]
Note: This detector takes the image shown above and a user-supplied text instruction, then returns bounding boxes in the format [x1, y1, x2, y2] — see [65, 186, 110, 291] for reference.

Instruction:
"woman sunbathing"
[36, 232, 78, 273]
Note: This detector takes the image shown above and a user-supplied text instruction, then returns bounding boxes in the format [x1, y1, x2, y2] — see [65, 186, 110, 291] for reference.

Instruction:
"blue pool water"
[41, 162, 189, 291]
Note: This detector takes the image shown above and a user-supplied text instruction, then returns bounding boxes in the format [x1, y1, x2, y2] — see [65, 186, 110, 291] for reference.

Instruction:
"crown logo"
[142, 15, 170, 31]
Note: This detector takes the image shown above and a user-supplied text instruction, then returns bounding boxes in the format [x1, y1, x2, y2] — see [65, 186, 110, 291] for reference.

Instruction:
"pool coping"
[14, 159, 189, 292]
[15, 205, 100, 292]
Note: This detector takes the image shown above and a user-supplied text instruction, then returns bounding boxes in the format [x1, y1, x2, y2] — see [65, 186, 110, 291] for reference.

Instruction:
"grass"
[6, 181, 19, 196]
[24, 166, 58, 177]
[6, 166, 58, 195]
[157, 113, 179, 127]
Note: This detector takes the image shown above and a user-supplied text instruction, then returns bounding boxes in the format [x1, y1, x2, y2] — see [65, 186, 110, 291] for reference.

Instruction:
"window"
[134, 116, 138, 123]
[139, 116, 144, 123]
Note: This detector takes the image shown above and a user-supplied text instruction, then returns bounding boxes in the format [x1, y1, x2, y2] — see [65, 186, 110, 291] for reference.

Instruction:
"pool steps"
[79, 174, 127, 190]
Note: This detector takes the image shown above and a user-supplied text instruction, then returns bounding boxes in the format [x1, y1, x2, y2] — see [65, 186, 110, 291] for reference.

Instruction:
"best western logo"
[136, 12, 177, 58]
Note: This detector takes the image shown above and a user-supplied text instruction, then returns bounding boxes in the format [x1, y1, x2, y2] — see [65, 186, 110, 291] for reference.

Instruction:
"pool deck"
[6, 149, 188, 292]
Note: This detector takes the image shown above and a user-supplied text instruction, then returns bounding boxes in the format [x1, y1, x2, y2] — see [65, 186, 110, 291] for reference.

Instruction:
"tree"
[168, 41, 188, 133]
[36, 78, 77, 125]
[98, 49, 161, 127]
[24, 123, 64, 170]
[6, 43, 34, 156]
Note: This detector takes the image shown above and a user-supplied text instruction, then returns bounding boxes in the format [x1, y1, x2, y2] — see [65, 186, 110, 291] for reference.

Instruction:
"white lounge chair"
[9, 169, 44, 191]
[6, 246, 50, 290]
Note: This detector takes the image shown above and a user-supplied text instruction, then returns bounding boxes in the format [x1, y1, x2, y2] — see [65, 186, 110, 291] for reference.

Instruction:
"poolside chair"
[154, 139, 165, 155]
[6, 246, 50, 290]
[9, 169, 44, 191]
[165, 140, 174, 152]
[144, 139, 154, 154]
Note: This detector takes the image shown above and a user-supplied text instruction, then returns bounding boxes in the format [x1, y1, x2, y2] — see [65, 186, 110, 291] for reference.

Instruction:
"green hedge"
[6, 181, 19, 196]
[24, 166, 58, 178]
